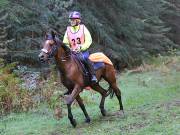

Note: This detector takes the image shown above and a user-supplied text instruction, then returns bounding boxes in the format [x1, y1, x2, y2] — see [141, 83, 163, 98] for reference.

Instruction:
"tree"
[3, 0, 180, 69]
[6, 0, 54, 64]
[161, 0, 180, 45]
[77, 0, 179, 69]
[0, 9, 9, 58]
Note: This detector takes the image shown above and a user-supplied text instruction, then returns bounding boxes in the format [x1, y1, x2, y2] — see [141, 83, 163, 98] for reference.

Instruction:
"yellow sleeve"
[63, 30, 70, 48]
[81, 25, 92, 51]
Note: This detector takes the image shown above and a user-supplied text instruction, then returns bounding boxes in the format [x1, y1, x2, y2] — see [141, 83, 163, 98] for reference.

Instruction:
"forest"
[0, 0, 179, 68]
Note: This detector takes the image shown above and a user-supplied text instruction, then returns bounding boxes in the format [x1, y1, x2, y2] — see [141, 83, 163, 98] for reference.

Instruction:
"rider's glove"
[73, 45, 81, 53]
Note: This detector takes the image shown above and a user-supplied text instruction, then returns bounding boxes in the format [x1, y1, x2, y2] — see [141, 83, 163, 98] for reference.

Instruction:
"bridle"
[41, 37, 71, 62]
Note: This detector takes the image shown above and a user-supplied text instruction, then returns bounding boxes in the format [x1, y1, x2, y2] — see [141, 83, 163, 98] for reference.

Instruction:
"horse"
[38, 31, 124, 127]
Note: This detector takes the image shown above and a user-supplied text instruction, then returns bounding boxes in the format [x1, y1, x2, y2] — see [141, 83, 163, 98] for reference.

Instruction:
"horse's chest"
[61, 75, 74, 89]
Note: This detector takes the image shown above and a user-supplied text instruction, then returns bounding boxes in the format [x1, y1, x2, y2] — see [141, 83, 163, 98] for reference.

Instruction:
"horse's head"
[38, 31, 60, 63]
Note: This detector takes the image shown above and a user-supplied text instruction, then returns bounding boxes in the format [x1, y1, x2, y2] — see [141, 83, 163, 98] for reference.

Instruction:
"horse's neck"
[54, 47, 72, 73]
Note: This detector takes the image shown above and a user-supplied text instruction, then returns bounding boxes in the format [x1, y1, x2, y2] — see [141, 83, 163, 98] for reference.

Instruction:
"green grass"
[0, 57, 180, 135]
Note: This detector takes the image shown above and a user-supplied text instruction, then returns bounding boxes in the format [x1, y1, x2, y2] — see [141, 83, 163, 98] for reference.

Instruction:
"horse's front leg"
[67, 104, 77, 127]
[65, 84, 82, 105]
[65, 84, 82, 127]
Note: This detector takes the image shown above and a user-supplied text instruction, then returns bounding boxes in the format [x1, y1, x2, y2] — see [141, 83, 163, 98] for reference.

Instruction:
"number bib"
[67, 24, 85, 50]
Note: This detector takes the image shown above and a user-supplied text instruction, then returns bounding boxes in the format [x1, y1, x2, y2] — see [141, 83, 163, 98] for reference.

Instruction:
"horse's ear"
[45, 30, 56, 40]
[51, 30, 56, 39]
[44, 32, 48, 39]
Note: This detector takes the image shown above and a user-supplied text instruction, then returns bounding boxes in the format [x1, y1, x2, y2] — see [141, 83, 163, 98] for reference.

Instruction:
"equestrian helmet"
[69, 11, 81, 19]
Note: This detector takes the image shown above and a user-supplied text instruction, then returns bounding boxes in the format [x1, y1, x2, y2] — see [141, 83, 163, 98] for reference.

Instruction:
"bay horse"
[38, 31, 124, 127]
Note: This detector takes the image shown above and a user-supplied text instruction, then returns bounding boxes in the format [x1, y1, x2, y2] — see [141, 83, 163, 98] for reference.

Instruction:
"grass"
[0, 55, 180, 135]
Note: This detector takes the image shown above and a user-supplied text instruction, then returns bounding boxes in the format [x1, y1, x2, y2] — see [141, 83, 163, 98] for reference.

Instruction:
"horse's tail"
[106, 87, 115, 99]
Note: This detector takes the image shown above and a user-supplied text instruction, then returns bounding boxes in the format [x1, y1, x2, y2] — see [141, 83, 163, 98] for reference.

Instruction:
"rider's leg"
[86, 59, 97, 82]
[81, 51, 97, 83]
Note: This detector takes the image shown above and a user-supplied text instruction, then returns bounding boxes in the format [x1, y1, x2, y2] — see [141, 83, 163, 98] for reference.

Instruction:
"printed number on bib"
[72, 37, 81, 45]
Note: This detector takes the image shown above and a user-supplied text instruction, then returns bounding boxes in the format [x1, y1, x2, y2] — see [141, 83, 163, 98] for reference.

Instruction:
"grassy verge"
[0, 55, 180, 135]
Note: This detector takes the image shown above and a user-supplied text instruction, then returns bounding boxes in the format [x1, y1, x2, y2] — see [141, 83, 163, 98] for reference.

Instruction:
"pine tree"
[161, 0, 180, 45]
[4, 0, 180, 68]
[77, 0, 179, 69]
[0, 9, 8, 58]
[6, 0, 55, 64]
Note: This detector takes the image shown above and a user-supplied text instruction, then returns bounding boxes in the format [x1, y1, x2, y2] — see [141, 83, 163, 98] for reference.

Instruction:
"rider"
[63, 11, 97, 83]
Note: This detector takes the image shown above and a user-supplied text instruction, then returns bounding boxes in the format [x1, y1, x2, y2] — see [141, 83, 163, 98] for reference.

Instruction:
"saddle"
[89, 52, 113, 67]
[73, 52, 113, 75]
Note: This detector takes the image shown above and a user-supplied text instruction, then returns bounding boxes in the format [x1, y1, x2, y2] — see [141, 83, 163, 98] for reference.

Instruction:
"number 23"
[72, 37, 81, 45]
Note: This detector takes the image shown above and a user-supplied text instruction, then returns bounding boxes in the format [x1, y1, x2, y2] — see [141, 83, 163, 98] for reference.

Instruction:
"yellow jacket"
[63, 24, 92, 51]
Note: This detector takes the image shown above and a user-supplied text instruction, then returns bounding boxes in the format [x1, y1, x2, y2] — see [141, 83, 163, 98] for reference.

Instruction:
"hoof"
[110, 110, 125, 117]
[101, 109, 106, 116]
[71, 119, 77, 128]
[85, 117, 91, 123]
[116, 110, 125, 117]
[119, 110, 125, 116]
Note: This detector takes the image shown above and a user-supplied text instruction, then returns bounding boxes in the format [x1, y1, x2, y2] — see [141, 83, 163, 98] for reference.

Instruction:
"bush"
[0, 60, 33, 114]
[0, 61, 65, 115]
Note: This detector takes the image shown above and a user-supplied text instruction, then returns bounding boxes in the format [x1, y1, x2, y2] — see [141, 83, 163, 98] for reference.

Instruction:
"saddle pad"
[89, 52, 113, 65]
[93, 62, 104, 70]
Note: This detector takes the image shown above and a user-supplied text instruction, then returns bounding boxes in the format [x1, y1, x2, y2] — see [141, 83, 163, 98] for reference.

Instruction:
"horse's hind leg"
[91, 84, 108, 116]
[76, 95, 90, 123]
[103, 65, 124, 112]
[110, 83, 124, 111]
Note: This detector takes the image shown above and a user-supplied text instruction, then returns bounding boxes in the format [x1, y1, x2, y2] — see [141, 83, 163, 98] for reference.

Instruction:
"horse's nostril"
[38, 53, 44, 58]
[39, 58, 45, 63]
[40, 55, 44, 58]
[38, 54, 45, 62]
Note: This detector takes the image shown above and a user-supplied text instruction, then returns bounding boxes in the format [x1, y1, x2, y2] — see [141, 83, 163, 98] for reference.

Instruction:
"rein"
[60, 54, 71, 62]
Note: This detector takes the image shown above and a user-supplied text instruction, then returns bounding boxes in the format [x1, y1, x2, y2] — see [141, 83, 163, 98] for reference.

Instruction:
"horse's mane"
[61, 42, 71, 54]
[47, 31, 71, 54]
[45, 30, 71, 55]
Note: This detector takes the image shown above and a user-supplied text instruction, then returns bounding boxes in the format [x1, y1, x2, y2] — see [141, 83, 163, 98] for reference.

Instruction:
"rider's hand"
[73, 45, 81, 52]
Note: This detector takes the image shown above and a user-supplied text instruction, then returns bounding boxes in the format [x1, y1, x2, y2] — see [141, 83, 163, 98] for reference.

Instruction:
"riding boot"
[85, 59, 98, 83]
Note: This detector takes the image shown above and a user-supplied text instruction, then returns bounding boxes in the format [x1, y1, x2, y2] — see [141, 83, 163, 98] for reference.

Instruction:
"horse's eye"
[49, 40, 55, 46]
[46, 40, 54, 46]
